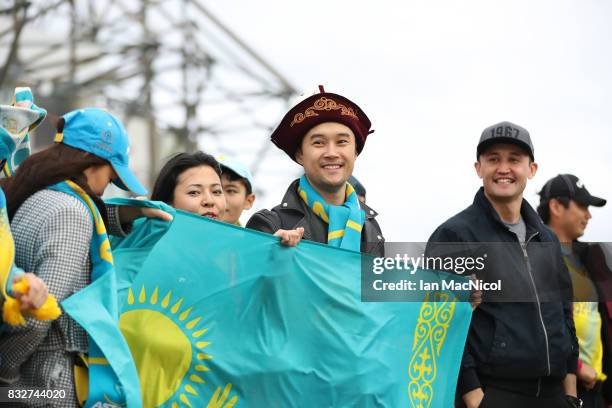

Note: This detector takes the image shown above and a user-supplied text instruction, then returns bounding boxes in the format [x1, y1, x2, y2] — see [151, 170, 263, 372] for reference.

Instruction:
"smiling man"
[246, 86, 384, 256]
[427, 121, 580, 408]
[538, 174, 610, 408]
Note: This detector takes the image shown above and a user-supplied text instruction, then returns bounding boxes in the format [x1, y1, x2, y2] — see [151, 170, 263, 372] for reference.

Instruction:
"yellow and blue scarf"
[49, 181, 139, 407]
[0, 190, 12, 280]
[298, 175, 365, 252]
[0, 188, 20, 316]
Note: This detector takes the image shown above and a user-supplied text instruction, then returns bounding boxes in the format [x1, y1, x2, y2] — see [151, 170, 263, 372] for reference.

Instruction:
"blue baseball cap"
[217, 155, 254, 191]
[55, 108, 147, 196]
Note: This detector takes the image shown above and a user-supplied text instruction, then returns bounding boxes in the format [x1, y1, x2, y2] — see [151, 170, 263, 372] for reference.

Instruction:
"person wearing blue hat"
[0, 107, 171, 407]
[53, 108, 148, 196]
[217, 155, 256, 226]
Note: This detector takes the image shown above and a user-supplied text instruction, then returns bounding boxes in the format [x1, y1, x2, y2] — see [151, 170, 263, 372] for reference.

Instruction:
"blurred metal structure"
[0, 0, 298, 196]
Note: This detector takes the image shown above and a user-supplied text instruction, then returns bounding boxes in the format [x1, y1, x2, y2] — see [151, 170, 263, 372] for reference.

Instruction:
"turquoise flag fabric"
[110, 204, 472, 408]
[55, 187, 142, 408]
[62, 272, 142, 407]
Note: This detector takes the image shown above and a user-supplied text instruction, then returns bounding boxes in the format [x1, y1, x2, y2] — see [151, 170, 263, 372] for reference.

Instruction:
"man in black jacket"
[538, 174, 610, 408]
[247, 86, 384, 256]
[427, 121, 579, 408]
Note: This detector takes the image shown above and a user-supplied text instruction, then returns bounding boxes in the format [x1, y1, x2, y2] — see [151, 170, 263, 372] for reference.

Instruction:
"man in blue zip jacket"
[427, 121, 580, 408]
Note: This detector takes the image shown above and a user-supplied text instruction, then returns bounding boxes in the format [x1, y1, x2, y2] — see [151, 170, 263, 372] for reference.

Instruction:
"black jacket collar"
[473, 187, 546, 238]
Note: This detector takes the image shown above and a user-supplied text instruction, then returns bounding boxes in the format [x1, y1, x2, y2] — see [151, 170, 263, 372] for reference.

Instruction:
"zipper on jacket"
[521, 232, 551, 378]
[536, 377, 541, 397]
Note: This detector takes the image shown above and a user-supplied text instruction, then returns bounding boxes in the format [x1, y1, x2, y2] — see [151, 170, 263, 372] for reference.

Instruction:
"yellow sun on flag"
[119, 285, 215, 408]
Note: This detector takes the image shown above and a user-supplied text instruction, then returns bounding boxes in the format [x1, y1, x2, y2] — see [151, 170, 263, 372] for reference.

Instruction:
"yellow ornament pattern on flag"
[408, 292, 456, 408]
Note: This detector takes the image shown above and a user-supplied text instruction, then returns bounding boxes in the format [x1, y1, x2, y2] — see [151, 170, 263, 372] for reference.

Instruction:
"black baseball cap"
[539, 174, 607, 207]
[477, 121, 534, 161]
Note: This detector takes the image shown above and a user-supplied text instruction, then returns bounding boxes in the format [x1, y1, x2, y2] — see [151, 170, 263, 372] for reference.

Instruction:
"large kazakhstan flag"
[110, 202, 471, 408]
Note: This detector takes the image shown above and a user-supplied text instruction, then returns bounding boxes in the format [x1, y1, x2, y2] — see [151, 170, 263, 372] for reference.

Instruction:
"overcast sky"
[208, 0, 612, 242]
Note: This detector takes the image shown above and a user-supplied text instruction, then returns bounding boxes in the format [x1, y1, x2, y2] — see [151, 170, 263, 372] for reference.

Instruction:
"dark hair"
[537, 197, 570, 224]
[1, 143, 109, 223]
[151, 151, 222, 204]
[219, 166, 253, 195]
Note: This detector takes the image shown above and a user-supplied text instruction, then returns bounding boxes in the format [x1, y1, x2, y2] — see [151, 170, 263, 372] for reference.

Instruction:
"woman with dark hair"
[152, 151, 227, 220]
[152, 151, 304, 245]
[0, 108, 171, 407]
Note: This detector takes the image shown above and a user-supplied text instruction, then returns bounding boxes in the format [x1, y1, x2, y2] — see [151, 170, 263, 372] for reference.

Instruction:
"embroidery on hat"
[290, 97, 358, 127]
